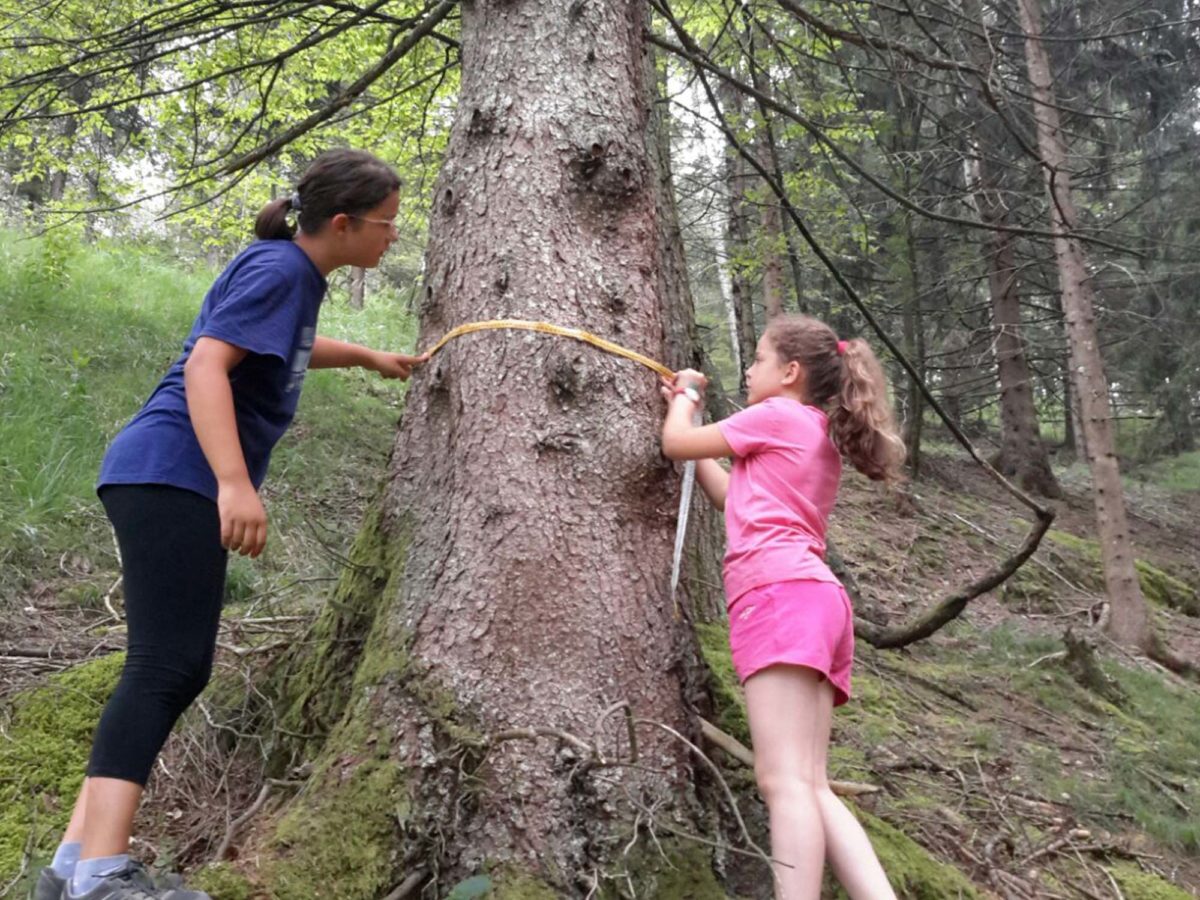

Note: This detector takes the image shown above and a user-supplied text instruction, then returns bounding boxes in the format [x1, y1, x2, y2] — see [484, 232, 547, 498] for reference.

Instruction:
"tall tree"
[270, 3, 730, 893]
[1017, 0, 1149, 648]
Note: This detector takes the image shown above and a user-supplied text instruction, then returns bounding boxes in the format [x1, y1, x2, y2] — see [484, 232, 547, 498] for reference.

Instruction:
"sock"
[69, 854, 130, 898]
[50, 842, 82, 879]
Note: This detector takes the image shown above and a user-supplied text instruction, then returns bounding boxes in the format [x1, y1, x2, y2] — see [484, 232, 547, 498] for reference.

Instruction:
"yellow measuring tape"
[422, 319, 676, 380]
[422, 318, 692, 616]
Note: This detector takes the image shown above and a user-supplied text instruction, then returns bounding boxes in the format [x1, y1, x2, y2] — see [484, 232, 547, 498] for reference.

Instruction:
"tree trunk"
[972, 155, 1062, 498]
[713, 222, 743, 376]
[348, 266, 366, 309]
[721, 80, 757, 394]
[758, 177, 786, 320]
[263, 4, 735, 895]
[1018, 0, 1150, 649]
[901, 210, 925, 477]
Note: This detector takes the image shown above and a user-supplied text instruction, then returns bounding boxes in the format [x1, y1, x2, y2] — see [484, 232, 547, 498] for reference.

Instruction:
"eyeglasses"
[349, 214, 398, 231]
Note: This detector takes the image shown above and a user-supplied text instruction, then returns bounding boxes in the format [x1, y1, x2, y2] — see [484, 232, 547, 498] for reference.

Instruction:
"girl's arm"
[660, 369, 733, 510]
[695, 458, 729, 511]
[184, 337, 267, 558]
[660, 370, 733, 461]
[310, 335, 426, 379]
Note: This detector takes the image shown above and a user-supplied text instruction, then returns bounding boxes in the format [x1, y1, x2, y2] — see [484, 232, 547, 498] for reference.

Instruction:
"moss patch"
[190, 862, 254, 900]
[838, 809, 980, 899]
[271, 504, 412, 762]
[598, 840, 728, 900]
[266, 749, 405, 900]
[1044, 531, 1198, 615]
[694, 621, 749, 744]
[490, 868, 561, 899]
[1107, 861, 1194, 899]
[264, 580, 414, 899]
[0, 654, 123, 885]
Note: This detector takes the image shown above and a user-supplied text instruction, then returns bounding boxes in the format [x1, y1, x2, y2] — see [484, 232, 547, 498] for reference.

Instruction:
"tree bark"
[721, 80, 757, 394]
[972, 155, 1062, 498]
[266, 4, 733, 894]
[1017, 0, 1150, 649]
[348, 266, 366, 309]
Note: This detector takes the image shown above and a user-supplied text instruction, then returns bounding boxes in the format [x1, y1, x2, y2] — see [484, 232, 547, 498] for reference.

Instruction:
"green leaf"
[446, 874, 493, 900]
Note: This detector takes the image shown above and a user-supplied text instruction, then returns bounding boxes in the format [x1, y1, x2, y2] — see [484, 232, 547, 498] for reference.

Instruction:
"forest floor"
[2, 234, 1198, 898]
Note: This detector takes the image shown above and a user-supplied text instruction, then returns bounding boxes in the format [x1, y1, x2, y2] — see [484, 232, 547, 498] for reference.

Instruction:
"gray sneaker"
[31, 867, 65, 900]
[61, 864, 207, 900]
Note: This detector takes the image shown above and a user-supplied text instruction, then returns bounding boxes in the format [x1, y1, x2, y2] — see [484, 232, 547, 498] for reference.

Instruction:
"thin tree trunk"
[759, 179, 786, 320]
[901, 210, 924, 477]
[972, 155, 1062, 497]
[1018, 0, 1149, 648]
[745, 19, 803, 316]
[713, 224, 743, 376]
[348, 266, 366, 309]
[721, 81, 757, 393]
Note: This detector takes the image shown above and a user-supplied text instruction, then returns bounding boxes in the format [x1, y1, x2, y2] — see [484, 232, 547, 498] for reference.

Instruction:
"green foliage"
[0, 228, 418, 603]
[190, 862, 254, 900]
[1137, 451, 1200, 493]
[447, 875, 495, 899]
[1107, 861, 1195, 900]
[0, 655, 124, 886]
[832, 809, 981, 899]
[1040, 531, 1198, 616]
[693, 621, 751, 744]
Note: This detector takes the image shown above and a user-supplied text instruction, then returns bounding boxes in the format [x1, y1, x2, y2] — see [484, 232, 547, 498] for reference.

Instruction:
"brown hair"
[254, 148, 401, 241]
[763, 314, 906, 483]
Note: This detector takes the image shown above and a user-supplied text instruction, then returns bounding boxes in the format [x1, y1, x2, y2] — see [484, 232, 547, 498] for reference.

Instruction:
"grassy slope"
[0, 229, 416, 609]
[2, 235, 1198, 897]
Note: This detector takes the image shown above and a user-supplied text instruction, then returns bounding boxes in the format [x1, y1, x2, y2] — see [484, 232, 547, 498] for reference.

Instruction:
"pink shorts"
[728, 579, 855, 707]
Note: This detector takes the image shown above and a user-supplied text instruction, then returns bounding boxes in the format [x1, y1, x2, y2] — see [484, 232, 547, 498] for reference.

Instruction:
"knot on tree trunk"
[567, 138, 645, 197]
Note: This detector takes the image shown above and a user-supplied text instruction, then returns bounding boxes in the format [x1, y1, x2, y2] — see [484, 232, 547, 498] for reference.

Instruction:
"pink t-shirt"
[716, 397, 842, 605]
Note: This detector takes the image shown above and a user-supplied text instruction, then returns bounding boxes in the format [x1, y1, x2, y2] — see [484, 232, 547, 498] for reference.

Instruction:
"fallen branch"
[698, 719, 880, 797]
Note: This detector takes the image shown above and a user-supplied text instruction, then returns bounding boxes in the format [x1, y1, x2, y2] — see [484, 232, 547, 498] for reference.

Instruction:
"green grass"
[0, 229, 418, 604]
[1135, 450, 1200, 493]
[962, 624, 1200, 855]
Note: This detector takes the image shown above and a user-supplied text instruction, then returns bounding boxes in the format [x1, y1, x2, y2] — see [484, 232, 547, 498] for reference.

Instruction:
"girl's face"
[745, 334, 803, 404]
[343, 190, 401, 268]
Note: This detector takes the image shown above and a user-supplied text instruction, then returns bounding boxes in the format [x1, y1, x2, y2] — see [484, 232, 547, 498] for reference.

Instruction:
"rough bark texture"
[720, 80, 757, 394]
[348, 265, 366, 309]
[1018, 0, 1150, 649]
[959, 0, 1061, 499]
[290, 2, 723, 889]
[973, 155, 1062, 498]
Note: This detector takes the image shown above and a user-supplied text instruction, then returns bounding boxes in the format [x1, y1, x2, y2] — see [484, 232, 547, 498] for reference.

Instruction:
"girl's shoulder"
[221, 241, 323, 292]
[761, 397, 828, 426]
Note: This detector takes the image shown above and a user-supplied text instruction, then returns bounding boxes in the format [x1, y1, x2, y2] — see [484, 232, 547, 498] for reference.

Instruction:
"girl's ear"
[328, 212, 352, 236]
[782, 359, 803, 387]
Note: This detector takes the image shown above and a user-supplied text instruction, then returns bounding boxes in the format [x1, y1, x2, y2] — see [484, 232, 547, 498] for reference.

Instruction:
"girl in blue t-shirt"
[38, 149, 426, 900]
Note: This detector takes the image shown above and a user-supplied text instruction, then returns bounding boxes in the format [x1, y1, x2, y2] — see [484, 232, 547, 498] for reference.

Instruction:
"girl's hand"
[660, 376, 676, 403]
[369, 350, 429, 380]
[673, 369, 708, 393]
[218, 479, 268, 558]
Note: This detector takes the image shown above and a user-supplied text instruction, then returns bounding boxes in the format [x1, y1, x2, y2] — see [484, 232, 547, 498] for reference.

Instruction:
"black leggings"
[90, 484, 227, 786]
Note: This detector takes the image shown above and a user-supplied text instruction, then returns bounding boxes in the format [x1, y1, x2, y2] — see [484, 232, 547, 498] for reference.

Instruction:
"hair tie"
[289, 191, 303, 212]
[836, 339, 849, 356]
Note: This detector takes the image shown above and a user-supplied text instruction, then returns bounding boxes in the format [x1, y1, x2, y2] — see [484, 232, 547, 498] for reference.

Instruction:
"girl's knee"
[755, 766, 819, 807]
[121, 652, 213, 711]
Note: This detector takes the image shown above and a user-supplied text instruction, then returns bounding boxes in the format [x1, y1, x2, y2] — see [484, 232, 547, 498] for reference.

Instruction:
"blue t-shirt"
[98, 240, 327, 501]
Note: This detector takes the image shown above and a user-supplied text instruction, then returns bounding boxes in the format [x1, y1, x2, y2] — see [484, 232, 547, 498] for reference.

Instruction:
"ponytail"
[828, 339, 906, 484]
[254, 149, 400, 242]
[254, 196, 298, 241]
[763, 315, 906, 484]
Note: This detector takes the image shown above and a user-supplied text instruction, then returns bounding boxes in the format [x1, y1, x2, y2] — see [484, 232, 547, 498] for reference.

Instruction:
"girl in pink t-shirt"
[661, 314, 904, 900]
